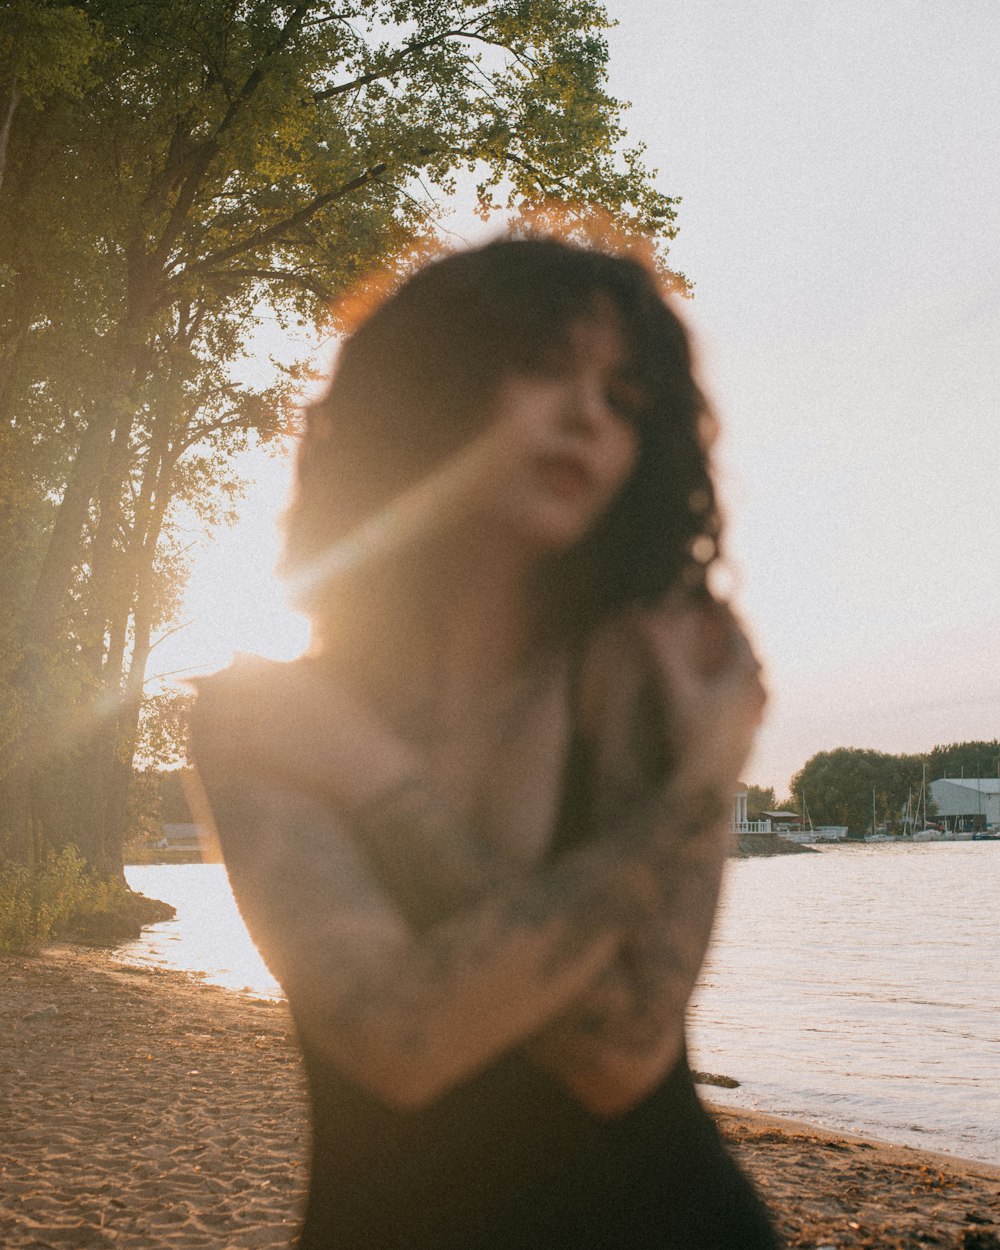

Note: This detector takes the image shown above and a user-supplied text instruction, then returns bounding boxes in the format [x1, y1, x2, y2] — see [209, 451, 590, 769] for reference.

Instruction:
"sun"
[150, 448, 311, 688]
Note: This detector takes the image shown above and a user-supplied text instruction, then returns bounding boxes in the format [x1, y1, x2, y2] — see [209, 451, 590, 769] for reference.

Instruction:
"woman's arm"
[523, 791, 731, 1113]
[190, 735, 674, 1112]
[526, 603, 765, 1113]
[191, 655, 515, 929]
[193, 601, 762, 1114]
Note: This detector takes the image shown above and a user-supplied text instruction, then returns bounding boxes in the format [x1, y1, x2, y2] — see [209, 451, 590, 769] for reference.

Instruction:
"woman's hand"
[635, 594, 767, 808]
[573, 593, 766, 838]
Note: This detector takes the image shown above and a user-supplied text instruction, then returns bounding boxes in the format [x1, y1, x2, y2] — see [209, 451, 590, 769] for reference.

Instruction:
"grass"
[0, 846, 174, 952]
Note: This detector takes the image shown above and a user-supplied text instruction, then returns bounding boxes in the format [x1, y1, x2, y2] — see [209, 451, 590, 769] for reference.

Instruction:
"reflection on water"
[122, 844, 1000, 1164]
[124, 864, 281, 998]
[688, 842, 1000, 1165]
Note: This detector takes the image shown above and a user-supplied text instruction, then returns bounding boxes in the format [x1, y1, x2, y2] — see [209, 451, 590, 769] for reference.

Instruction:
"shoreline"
[2, 947, 998, 1249]
[709, 1103, 1000, 1180]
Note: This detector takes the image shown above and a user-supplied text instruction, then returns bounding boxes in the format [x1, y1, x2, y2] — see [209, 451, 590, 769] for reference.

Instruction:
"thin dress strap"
[548, 645, 595, 859]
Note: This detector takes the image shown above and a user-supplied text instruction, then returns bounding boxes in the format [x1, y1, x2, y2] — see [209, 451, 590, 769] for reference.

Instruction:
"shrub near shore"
[0, 846, 174, 952]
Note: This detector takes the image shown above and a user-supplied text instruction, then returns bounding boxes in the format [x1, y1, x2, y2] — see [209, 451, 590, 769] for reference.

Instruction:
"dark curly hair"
[282, 236, 721, 648]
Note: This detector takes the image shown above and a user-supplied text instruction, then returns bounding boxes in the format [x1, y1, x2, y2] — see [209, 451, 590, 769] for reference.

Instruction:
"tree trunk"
[0, 82, 21, 198]
[91, 444, 175, 877]
[5, 328, 148, 869]
[25, 406, 120, 653]
[0, 767, 35, 866]
[101, 613, 152, 879]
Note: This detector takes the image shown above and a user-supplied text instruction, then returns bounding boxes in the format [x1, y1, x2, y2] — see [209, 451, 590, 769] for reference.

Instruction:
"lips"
[534, 453, 593, 497]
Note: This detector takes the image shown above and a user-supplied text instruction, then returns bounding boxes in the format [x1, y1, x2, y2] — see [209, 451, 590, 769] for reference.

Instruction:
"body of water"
[122, 842, 1000, 1165]
[687, 842, 999, 1165]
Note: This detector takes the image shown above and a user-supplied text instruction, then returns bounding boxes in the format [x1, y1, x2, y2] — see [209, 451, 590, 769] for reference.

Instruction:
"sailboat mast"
[921, 762, 927, 829]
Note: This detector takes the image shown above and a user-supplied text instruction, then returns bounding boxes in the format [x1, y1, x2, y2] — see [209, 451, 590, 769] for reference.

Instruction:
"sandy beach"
[2, 948, 997, 1250]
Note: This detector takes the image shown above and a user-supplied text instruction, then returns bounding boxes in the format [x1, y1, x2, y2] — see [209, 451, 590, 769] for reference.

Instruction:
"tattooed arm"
[525, 602, 766, 1113]
[192, 602, 763, 1115]
[191, 654, 516, 930]
[523, 789, 732, 1114]
[191, 733, 681, 1112]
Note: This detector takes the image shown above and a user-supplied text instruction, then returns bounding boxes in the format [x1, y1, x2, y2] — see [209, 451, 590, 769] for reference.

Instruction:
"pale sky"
[156, 2, 1000, 792]
[605, 1, 1000, 788]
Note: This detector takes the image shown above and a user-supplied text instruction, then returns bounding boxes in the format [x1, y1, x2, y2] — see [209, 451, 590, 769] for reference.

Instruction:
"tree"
[745, 785, 776, 820]
[0, 0, 98, 193]
[788, 740, 1000, 838]
[1, 0, 685, 885]
[925, 740, 1000, 783]
[790, 748, 925, 837]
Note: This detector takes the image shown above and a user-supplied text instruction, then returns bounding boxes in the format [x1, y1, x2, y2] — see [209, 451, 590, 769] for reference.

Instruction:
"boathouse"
[928, 778, 1000, 832]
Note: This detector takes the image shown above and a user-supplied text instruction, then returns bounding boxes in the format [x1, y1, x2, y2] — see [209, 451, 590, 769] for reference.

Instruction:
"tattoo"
[530, 778, 732, 1067]
[343, 736, 730, 1071]
[321, 828, 641, 1071]
[351, 775, 510, 931]
[197, 650, 731, 1094]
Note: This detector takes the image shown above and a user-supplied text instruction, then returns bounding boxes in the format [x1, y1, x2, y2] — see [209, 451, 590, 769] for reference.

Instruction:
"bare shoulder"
[189, 653, 334, 779]
[190, 652, 282, 738]
[191, 653, 315, 723]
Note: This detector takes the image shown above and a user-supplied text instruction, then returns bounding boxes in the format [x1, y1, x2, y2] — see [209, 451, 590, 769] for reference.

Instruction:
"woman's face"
[469, 303, 643, 554]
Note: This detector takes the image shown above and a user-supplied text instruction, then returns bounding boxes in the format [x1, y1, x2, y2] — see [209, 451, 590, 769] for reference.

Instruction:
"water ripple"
[120, 844, 1000, 1165]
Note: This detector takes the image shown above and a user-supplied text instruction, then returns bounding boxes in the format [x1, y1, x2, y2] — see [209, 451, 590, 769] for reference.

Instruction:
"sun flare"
[151, 450, 310, 688]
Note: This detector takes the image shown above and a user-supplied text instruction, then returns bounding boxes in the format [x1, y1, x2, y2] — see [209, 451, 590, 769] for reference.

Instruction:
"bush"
[0, 846, 174, 952]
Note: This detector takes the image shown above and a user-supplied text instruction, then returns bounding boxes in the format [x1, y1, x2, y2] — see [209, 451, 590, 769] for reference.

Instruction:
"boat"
[910, 765, 942, 841]
[863, 787, 901, 841]
[775, 796, 847, 843]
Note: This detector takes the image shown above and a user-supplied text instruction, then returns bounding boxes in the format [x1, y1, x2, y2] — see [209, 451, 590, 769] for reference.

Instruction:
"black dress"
[296, 1044, 780, 1249]
[198, 677, 782, 1250]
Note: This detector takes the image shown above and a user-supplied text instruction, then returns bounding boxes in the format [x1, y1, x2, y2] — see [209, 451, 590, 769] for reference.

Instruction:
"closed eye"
[606, 377, 646, 422]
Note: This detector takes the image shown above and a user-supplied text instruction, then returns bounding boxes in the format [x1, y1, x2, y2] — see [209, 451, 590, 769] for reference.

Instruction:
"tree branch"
[181, 161, 390, 275]
[142, 4, 316, 284]
[182, 136, 573, 288]
[493, 147, 576, 197]
[174, 409, 264, 454]
[197, 265, 333, 302]
[148, 619, 193, 654]
[313, 26, 512, 100]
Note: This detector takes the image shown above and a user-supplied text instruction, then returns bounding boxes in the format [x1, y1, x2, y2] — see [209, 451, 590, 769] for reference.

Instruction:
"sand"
[2, 948, 997, 1250]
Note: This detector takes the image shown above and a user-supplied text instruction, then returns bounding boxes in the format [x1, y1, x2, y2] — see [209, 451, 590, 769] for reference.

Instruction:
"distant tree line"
[747, 740, 1000, 836]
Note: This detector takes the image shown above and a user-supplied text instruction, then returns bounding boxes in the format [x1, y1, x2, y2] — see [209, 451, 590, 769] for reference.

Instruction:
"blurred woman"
[191, 237, 777, 1249]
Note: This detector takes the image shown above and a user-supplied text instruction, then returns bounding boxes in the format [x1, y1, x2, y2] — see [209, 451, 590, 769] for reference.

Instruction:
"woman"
[191, 237, 778, 1249]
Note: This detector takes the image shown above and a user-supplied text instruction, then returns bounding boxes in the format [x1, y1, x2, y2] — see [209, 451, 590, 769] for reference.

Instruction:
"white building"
[732, 784, 772, 834]
[929, 778, 1000, 832]
[154, 822, 201, 852]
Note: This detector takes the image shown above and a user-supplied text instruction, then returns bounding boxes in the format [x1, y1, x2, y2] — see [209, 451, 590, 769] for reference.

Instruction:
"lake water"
[122, 842, 1000, 1166]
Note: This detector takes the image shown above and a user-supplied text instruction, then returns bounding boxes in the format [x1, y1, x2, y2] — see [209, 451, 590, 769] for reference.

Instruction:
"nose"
[558, 375, 610, 438]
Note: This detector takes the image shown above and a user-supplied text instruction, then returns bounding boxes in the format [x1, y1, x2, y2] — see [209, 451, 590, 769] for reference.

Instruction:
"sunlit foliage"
[0, 1, 681, 899]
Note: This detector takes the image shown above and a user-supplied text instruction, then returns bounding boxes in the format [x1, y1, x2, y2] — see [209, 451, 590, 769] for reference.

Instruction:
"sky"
[154, 1, 1000, 792]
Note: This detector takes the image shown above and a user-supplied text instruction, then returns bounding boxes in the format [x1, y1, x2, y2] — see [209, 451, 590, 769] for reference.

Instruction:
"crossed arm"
[191, 609, 756, 1115]
[194, 755, 720, 1112]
